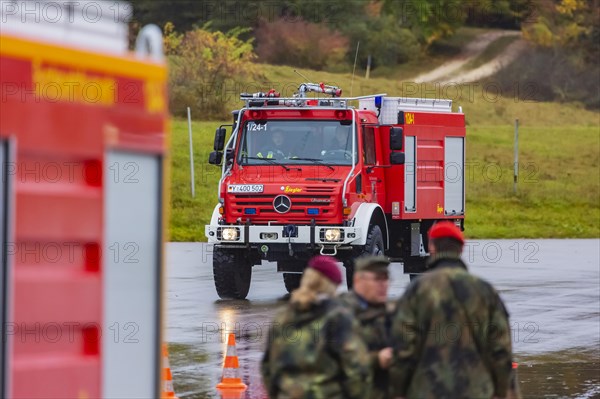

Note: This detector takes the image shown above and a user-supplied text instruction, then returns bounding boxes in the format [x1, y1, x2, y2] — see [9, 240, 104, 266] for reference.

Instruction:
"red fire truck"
[206, 83, 466, 299]
[1, 1, 168, 397]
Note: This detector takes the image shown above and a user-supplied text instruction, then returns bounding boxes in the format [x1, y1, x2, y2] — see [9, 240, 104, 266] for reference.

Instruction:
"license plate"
[228, 184, 264, 193]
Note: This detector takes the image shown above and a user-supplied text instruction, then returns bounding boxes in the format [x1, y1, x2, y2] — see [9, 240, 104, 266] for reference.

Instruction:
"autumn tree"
[254, 18, 349, 70]
[523, 0, 599, 63]
[167, 24, 261, 118]
[495, 0, 599, 108]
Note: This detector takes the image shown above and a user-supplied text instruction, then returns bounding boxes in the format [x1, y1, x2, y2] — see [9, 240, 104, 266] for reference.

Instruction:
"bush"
[364, 16, 421, 67]
[344, 15, 421, 70]
[167, 24, 261, 119]
[255, 18, 349, 70]
[492, 46, 600, 109]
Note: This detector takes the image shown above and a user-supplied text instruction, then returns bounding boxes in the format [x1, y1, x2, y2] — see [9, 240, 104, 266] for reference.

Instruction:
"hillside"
[169, 30, 600, 242]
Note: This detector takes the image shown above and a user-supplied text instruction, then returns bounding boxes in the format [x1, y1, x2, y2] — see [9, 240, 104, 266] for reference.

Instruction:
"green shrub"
[167, 24, 261, 119]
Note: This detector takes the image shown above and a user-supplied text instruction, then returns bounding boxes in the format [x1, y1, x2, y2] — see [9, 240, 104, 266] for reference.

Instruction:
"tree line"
[131, 0, 534, 68]
[130, 0, 599, 115]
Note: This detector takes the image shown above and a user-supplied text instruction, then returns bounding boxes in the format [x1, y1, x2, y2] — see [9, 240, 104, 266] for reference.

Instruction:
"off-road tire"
[346, 224, 385, 289]
[213, 247, 252, 299]
[283, 273, 302, 293]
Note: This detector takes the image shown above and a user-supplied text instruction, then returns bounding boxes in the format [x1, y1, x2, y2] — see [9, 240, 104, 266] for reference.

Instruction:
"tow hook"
[320, 245, 338, 256]
[283, 225, 297, 257]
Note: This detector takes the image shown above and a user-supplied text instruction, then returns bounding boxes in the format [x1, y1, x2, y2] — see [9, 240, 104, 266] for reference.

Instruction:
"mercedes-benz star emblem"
[273, 195, 292, 214]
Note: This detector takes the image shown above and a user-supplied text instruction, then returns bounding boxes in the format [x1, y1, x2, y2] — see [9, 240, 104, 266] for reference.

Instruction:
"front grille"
[305, 186, 335, 193]
[228, 193, 338, 222]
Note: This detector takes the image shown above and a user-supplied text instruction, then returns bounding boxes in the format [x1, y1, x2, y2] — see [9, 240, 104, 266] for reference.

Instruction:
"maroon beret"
[428, 221, 465, 244]
[307, 255, 342, 285]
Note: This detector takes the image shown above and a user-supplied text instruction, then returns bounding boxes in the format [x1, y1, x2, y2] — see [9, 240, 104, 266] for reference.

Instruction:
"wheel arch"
[350, 203, 389, 249]
[205, 204, 221, 243]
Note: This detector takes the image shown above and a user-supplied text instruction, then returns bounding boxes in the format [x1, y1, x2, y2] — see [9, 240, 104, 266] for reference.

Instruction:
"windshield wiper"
[291, 158, 335, 170]
[243, 156, 290, 171]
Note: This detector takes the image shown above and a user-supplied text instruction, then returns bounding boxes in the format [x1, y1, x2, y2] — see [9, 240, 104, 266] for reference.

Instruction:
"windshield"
[237, 120, 356, 166]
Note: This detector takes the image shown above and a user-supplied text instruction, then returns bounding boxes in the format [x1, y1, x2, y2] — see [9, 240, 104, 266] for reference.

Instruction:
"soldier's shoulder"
[458, 272, 499, 297]
[337, 291, 353, 301]
[407, 269, 446, 291]
[271, 303, 294, 324]
[329, 296, 355, 315]
[323, 299, 359, 333]
[337, 291, 359, 308]
[404, 267, 468, 299]
[470, 275, 510, 315]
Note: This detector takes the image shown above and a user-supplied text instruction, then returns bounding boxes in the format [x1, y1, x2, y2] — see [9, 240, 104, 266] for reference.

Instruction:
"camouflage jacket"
[338, 291, 393, 399]
[261, 297, 372, 399]
[389, 255, 513, 399]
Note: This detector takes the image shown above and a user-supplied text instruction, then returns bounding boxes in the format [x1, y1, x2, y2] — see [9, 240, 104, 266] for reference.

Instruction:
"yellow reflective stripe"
[0, 34, 166, 81]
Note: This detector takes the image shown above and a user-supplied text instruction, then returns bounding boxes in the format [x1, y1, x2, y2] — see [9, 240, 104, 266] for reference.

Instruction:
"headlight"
[221, 227, 239, 241]
[324, 228, 342, 242]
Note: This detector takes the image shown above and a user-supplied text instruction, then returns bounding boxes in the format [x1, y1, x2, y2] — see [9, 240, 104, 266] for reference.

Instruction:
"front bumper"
[205, 224, 361, 246]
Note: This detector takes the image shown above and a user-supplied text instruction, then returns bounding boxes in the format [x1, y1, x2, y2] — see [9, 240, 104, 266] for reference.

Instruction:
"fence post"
[513, 118, 519, 194]
[187, 107, 195, 198]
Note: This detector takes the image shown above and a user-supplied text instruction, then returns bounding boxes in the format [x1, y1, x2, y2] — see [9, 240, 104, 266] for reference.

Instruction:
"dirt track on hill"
[412, 30, 526, 84]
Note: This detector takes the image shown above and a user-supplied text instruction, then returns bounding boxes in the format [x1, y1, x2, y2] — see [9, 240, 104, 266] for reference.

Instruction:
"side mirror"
[390, 152, 405, 165]
[209, 151, 223, 165]
[214, 128, 227, 151]
[390, 127, 403, 150]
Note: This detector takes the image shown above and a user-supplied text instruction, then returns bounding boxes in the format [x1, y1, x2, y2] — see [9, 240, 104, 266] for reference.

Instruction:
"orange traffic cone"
[162, 343, 179, 399]
[508, 362, 522, 399]
[216, 333, 247, 392]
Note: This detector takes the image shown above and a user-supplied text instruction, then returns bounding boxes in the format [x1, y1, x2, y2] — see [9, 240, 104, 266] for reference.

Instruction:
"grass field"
[170, 119, 599, 241]
[169, 66, 599, 241]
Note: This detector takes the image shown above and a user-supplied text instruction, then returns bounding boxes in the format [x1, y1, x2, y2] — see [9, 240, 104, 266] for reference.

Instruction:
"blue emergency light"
[244, 208, 257, 215]
[307, 208, 319, 215]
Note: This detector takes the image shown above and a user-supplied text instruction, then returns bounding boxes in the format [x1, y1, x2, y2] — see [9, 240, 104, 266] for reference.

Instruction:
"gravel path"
[412, 30, 524, 84]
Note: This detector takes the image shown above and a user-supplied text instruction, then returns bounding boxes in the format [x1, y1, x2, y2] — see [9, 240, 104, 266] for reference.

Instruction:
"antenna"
[293, 69, 312, 82]
[350, 41, 360, 97]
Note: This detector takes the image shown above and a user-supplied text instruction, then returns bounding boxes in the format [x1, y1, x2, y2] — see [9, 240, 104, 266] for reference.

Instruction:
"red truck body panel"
[1, 33, 167, 398]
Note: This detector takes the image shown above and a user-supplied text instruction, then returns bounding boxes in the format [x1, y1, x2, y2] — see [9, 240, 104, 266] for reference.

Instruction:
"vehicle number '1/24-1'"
[228, 184, 264, 193]
[248, 122, 267, 131]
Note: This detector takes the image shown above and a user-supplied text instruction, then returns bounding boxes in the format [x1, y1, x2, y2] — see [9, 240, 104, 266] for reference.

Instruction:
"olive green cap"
[354, 255, 390, 274]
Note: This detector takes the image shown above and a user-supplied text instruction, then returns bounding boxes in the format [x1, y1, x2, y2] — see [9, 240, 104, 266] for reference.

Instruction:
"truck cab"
[206, 85, 465, 299]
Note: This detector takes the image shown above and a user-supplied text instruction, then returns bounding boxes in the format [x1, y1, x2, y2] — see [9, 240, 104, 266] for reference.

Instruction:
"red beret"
[428, 221, 465, 244]
[307, 255, 342, 285]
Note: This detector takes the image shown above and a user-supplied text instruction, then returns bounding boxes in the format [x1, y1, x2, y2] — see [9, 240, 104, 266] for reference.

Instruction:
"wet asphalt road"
[166, 239, 600, 399]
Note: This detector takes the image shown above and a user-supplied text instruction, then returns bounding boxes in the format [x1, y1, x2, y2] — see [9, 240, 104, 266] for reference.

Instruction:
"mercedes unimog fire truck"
[205, 84, 465, 299]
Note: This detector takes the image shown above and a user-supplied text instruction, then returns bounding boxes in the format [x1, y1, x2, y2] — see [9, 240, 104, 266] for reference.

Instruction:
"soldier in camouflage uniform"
[261, 255, 372, 399]
[339, 255, 394, 399]
[389, 222, 513, 399]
